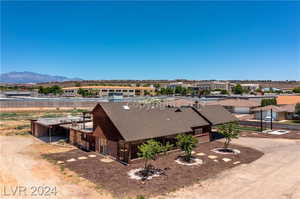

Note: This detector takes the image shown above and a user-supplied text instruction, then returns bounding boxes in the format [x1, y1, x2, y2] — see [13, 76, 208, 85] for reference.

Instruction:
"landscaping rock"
[233, 161, 241, 165]
[78, 156, 87, 160]
[211, 148, 241, 155]
[175, 157, 203, 166]
[100, 158, 114, 163]
[196, 152, 206, 156]
[66, 158, 76, 162]
[222, 158, 232, 162]
[128, 168, 163, 180]
[208, 155, 218, 159]
[88, 154, 96, 158]
[57, 161, 64, 164]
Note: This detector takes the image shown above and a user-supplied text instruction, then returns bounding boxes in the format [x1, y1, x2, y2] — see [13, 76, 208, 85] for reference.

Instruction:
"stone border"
[127, 168, 161, 180]
[211, 148, 241, 155]
[175, 157, 203, 166]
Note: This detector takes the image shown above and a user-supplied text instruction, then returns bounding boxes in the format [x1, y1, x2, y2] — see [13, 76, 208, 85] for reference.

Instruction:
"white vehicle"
[264, 116, 273, 122]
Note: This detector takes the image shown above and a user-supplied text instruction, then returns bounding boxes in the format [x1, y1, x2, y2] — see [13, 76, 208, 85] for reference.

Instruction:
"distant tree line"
[293, 87, 300, 93]
[157, 86, 196, 96]
[38, 85, 63, 95]
[261, 98, 277, 107]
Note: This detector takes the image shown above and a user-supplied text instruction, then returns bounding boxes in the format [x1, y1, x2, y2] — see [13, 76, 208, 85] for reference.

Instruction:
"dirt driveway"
[161, 137, 300, 199]
[0, 136, 112, 199]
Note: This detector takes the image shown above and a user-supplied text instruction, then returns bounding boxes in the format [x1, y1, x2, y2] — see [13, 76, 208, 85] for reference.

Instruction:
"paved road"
[163, 137, 300, 199]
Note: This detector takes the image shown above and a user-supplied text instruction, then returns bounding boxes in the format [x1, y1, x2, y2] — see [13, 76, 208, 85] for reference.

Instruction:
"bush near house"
[217, 122, 240, 149]
[176, 134, 198, 162]
[137, 139, 173, 176]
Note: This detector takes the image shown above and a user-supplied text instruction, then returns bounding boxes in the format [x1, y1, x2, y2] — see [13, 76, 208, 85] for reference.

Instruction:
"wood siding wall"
[92, 105, 123, 158]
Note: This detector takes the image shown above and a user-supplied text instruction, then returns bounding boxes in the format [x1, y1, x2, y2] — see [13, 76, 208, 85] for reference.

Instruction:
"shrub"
[261, 98, 277, 107]
[138, 139, 173, 171]
[176, 134, 198, 162]
[232, 84, 243, 94]
[292, 87, 300, 93]
[217, 123, 240, 149]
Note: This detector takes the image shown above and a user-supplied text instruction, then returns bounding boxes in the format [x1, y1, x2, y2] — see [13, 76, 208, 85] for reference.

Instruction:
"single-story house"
[31, 102, 237, 163]
[206, 99, 260, 114]
[252, 104, 296, 121]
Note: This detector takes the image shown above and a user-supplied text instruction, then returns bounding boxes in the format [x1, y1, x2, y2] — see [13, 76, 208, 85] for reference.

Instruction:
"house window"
[194, 128, 203, 135]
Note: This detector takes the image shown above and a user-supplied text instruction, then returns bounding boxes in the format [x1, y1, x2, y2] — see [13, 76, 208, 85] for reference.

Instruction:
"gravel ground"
[44, 141, 262, 198]
[160, 137, 300, 199]
[0, 136, 112, 199]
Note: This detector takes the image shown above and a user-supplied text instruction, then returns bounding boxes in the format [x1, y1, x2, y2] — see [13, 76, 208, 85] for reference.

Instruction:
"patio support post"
[49, 126, 52, 144]
[271, 108, 273, 130]
[260, 109, 263, 132]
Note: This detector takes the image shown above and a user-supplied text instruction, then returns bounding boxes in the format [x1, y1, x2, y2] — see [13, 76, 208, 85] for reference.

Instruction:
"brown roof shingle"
[197, 105, 238, 125]
[98, 102, 210, 141]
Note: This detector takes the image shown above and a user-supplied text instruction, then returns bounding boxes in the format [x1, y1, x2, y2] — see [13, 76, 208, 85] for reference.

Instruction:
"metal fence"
[0, 101, 98, 108]
[239, 120, 300, 131]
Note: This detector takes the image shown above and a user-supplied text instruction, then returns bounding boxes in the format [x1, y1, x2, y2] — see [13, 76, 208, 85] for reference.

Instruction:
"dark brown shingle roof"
[197, 105, 238, 125]
[98, 102, 210, 142]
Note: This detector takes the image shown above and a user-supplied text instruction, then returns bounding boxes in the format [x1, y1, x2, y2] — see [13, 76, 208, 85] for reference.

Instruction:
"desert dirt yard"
[0, 135, 113, 199]
[1, 135, 300, 199]
[160, 137, 300, 199]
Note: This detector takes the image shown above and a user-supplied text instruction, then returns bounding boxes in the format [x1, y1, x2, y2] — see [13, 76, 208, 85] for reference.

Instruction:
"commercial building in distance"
[62, 86, 155, 97]
[194, 81, 233, 91]
[240, 84, 260, 91]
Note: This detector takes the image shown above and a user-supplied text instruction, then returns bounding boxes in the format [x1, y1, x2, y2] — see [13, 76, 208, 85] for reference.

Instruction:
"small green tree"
[217, 123, 240, 149]
[75, 82, 81, 87]
[261, 98, 277, 107]
[293, 87, 300, 93]
[176, 134, 198, 162]
[232, 84, 243, 94]
[138, 139, 172, 171]
[220, 89, 228, 95]
[295, 103, 300, 115]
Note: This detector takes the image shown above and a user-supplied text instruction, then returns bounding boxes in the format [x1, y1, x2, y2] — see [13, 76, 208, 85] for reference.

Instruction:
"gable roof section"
[206, 99, 260, 107]
[252, 104, 295, 113]
[98, 102, 210, 142]
[197, 105, 238, 125]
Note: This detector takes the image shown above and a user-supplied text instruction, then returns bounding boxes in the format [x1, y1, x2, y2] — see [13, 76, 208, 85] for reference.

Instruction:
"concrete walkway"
[162, 138, 300, 199]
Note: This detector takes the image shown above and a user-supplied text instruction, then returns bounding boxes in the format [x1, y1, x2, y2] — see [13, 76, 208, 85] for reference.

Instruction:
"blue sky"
[1, 1, 299, 80]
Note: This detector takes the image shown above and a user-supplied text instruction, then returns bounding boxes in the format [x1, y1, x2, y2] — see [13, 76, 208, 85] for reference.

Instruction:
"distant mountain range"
[0, 71, 82, 84]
